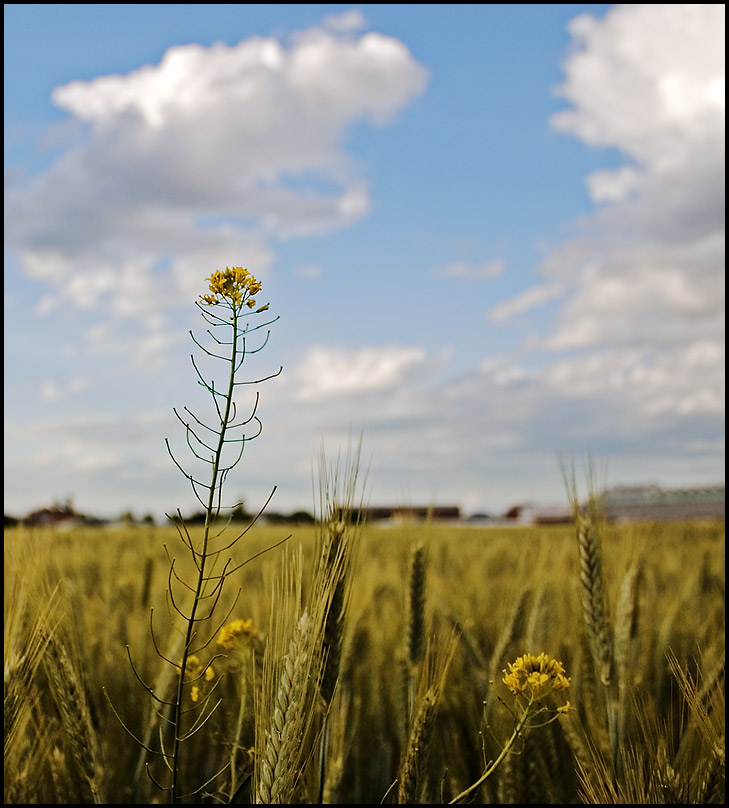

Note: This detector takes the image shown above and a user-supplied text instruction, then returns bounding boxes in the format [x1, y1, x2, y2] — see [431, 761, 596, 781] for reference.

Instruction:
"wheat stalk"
[318, 521, 348, 711]
[398, 689, 438, 804]
[4, 580, 58, 760]
[312, 441, 364, 802]
[524, 583, 550, 652]
[398, 630, 457, 804]
[255, 526, 343, 805]
[614, 558, 642, 779]
[43, 630, 106, 803]
[576, 515, 613, 687]
[407, 543, 427, 669]
[614, 561, 642, 683]
[484, 586, 531, 720]
[4, 572, 60, 804]
[255, 610, 312, 804]
[574, 510, 619, 775]
[320, 680, 353, 804]
[405, 542, 428, 727]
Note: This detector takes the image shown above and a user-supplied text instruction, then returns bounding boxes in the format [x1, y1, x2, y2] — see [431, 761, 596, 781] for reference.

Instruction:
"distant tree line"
[3, 501, 319, 528]
[166, 504, 316, 526]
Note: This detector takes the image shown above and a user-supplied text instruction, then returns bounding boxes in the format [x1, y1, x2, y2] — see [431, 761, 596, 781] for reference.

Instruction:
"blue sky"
[4, 4, 725, 520]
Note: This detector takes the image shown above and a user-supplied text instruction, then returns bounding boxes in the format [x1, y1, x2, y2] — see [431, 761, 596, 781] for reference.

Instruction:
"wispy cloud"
[432, 259, 504, 281]
[488, 281, 564, 323]
[40, 377, 89, 402]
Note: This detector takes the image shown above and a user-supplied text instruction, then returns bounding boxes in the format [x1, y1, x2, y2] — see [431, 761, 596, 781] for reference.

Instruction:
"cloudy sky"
[4, 4, 725, 521]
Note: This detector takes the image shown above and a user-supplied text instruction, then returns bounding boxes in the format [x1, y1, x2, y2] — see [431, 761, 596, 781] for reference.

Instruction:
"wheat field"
[4, 517, 725, 804]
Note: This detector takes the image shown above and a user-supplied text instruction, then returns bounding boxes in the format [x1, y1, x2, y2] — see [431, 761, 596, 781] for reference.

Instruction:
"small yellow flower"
[503, 652, 571, 697]
[527, 671, 550, 688]
[199, 266, 266, 310]
[190, 685, 200, 703]
[180, 655, 201, 674]
[204, 665, 215, 682]
[217, 617, 260, 650]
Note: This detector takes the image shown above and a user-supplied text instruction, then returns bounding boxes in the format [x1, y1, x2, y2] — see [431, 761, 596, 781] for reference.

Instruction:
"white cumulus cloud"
[5, 17, 429, 333]
[494, 4, 724, 421]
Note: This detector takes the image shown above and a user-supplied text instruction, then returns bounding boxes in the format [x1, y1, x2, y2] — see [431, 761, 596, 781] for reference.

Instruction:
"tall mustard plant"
[106, 267, 282, 803]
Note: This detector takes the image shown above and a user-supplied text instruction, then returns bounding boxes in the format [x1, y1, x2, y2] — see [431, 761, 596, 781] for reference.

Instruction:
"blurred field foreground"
[4, 517, 725, 804]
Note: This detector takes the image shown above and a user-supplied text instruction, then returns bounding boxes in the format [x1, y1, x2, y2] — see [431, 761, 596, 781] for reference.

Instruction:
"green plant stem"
[171, 307, 240, 803]
[448, 697, 533, 805]
[229, 668, 248, 800]
[317, 712, 331, 805]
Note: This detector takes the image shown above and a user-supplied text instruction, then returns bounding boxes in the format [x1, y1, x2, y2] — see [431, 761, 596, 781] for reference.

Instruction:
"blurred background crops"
[4, 518, 725, 804]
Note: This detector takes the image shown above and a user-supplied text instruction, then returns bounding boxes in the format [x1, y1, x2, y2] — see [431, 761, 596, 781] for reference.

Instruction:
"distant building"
[530, 505, 573, 525]
[363, 505, 461, 524]
[530, 484, 725, 525]
[603, 484, 724, 522]
[22, 502, 82, 527]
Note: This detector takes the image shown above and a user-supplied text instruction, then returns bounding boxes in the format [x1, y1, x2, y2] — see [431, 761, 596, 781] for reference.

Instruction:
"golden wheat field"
[4, 517, 725, 804]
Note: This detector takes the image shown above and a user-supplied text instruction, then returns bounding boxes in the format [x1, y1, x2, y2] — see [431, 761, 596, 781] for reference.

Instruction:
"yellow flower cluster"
[182, 654, 216, 680]
[216, 617, 261, 650]
[199, 266, 268, 311]
[180, 655, 215, 702]
[503, 652, 570, 697]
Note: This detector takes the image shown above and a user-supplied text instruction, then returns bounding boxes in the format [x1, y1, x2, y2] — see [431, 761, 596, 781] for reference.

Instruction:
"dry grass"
[4, 516, 725, 804]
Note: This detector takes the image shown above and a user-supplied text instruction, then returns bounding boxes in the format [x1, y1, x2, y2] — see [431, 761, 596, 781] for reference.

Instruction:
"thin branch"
[178, 698, 224, 742]
[182, 406, 219, 435]
[227, 534, 290, 576]
[148, 611, 187, 674]
[189, 329, 229, 361]
[190, 353, 219, 397]
[179, 760, 232, 799]
[164, 439, 214, 493]
[103, 687, 171, 758]
[233, 366, 283, 386]
[146, 761, 173, 789]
